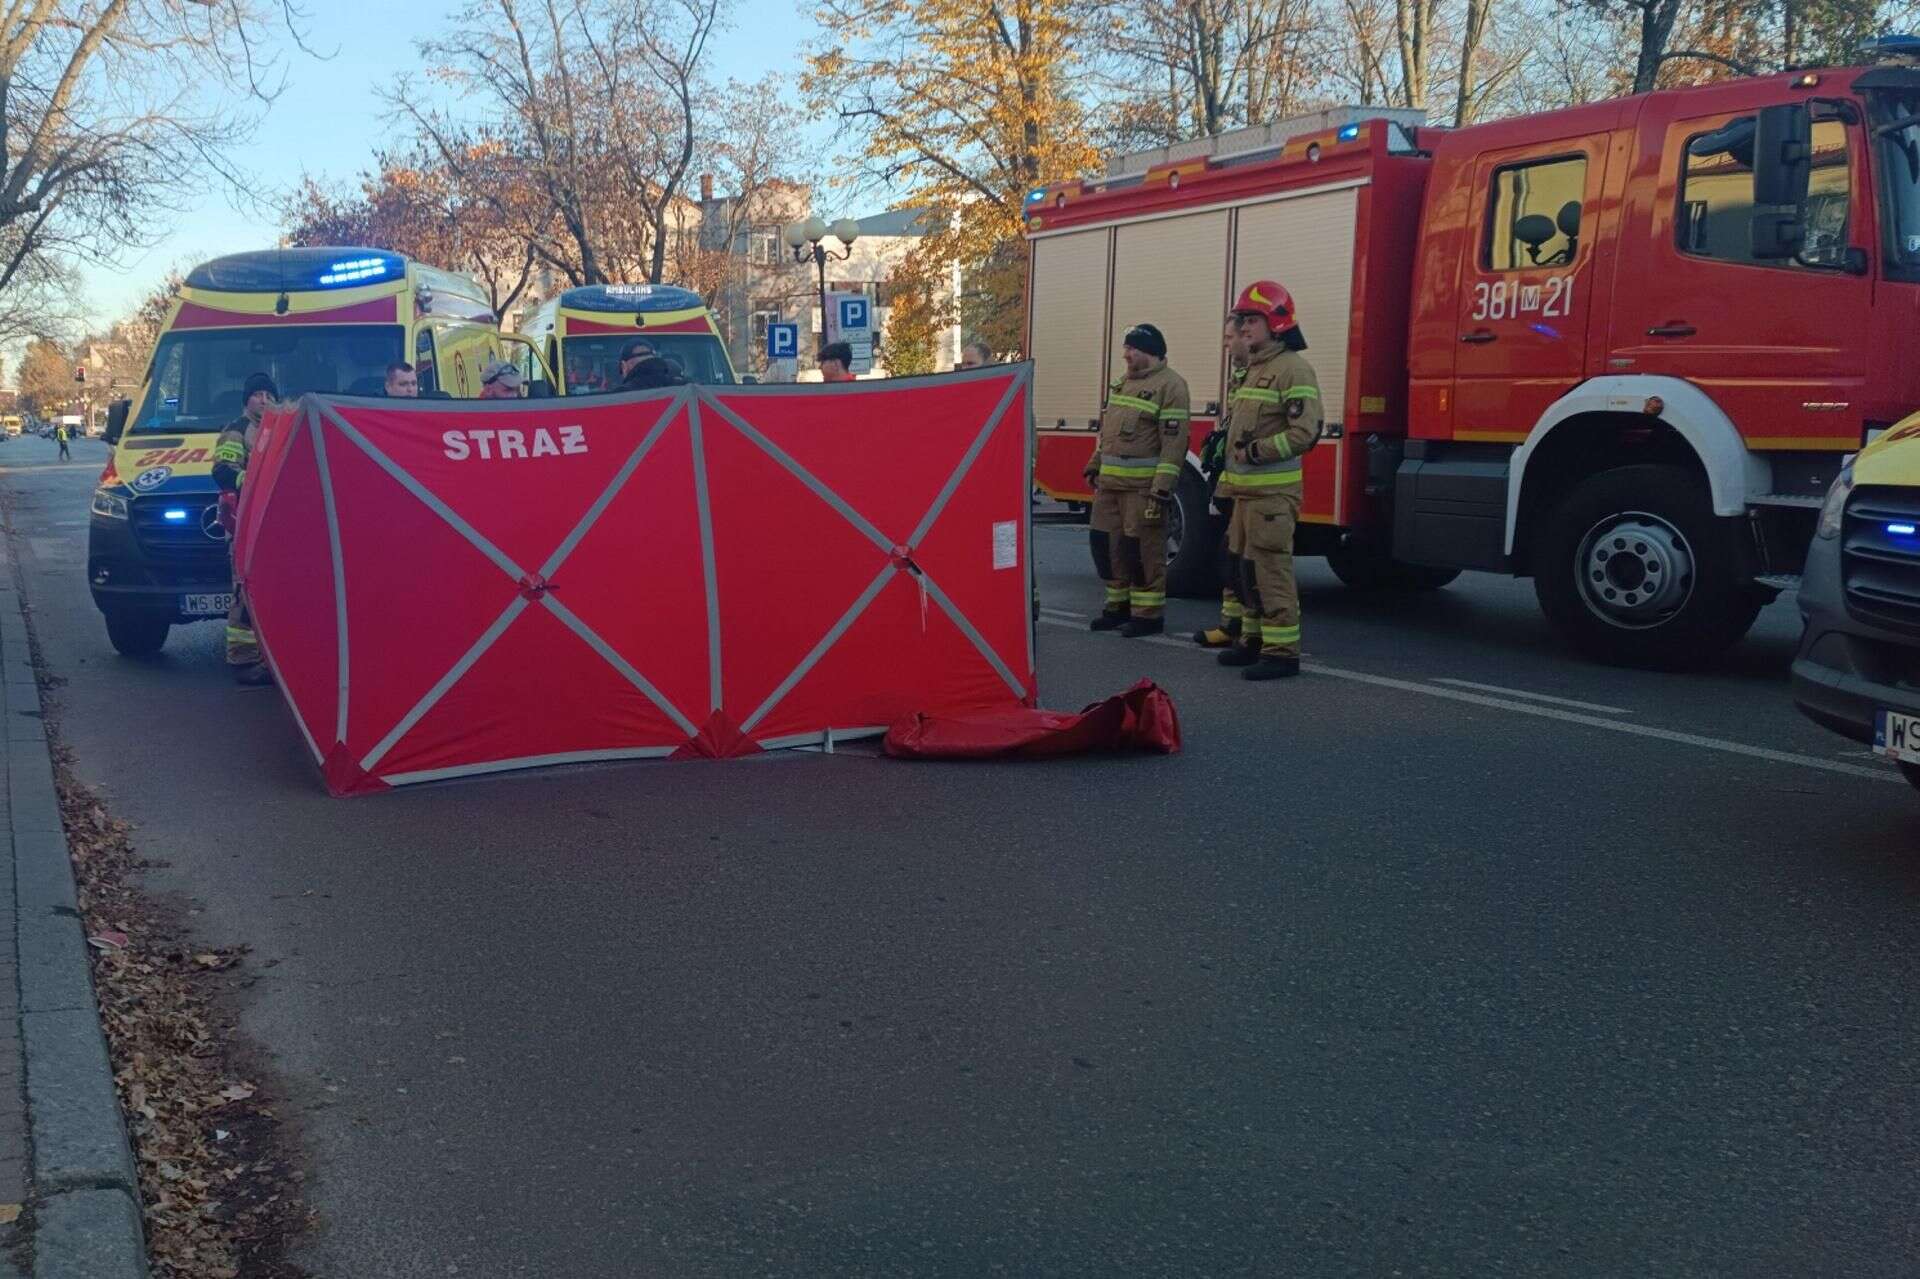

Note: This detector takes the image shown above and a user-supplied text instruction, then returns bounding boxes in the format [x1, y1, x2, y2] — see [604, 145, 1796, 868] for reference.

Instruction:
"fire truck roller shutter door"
[1232, 188, 1358, 526]
[1028, 229, 1111, 430]
[1507, 373, 1770, 557]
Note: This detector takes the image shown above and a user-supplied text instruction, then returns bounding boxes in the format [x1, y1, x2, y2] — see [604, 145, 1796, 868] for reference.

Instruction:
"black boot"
[1089, 610, 1130, 632]
[1217, 642, 1260, 668]
[1119, 616, 1163, 638]
[1243, 655, 1301, 681]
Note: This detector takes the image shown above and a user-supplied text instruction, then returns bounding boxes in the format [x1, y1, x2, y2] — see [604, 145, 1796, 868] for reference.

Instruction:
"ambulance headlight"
[90, 487, 127, 520]
[1816, 465, 1853, 539]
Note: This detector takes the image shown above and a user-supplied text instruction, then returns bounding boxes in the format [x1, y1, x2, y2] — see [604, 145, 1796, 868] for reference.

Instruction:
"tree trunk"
[1633, 0, 1683, 93]
[1453, 0, 1492, 124]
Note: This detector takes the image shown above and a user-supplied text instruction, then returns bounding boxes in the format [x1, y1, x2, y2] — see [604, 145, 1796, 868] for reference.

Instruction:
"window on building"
[1678, 115, 1853, 270]
[748, 228, 780, 266]
[1485, 155, 1588, 271]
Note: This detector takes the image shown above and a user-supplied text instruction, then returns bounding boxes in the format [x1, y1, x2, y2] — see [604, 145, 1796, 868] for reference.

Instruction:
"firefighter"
[1217, 281, 1321, 680]
[212, 372, 276, 686]
[1084, 323, 1191, 637]
[1194, 318, 1249, 648]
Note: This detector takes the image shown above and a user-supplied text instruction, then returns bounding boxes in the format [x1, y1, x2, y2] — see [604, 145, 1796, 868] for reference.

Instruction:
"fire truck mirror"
[1750, 210, 1806, 260]
[1753, 102, 1813, 209]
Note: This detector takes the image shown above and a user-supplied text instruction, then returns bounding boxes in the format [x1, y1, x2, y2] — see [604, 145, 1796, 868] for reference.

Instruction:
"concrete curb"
[0, 579, 148, 1276]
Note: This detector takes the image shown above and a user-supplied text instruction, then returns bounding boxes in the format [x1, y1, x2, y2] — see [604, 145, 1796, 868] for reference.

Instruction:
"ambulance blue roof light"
[560, 283, 706, 314]
[184, 247, 407, 293]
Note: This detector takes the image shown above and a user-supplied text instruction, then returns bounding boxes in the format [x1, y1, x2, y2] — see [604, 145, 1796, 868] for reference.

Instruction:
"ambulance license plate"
[1874, 709, 1920, 765]
[181, 593, 231, 618]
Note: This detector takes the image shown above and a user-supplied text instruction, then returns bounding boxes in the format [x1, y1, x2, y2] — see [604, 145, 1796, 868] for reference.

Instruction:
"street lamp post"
[782, 216, 861, 349]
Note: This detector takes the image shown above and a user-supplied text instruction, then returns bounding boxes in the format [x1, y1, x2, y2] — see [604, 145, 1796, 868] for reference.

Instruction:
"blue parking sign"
[766, 322, 798, 358]
[837, 296, 870, 333]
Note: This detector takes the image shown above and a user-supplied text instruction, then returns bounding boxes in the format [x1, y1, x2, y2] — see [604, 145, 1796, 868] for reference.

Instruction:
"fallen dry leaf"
[0, 1204, 21, 1224]
[218, 1084, 255, 1104]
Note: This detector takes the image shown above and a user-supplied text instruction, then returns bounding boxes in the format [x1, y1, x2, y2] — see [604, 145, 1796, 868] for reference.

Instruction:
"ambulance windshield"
[1868, 87, 1920, 280]
[561, 333, 736, 392]
[135, 325, 406, 433]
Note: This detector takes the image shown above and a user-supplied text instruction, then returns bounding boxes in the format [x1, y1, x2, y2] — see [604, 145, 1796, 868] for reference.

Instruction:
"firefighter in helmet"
[1194, 317, 1250, 648]
[1084, 323, 1191, 637]
[1217, 281, 1321, 679]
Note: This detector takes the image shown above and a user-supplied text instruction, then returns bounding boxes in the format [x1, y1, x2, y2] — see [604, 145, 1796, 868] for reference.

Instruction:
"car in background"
[1792, 413, 1920, 793]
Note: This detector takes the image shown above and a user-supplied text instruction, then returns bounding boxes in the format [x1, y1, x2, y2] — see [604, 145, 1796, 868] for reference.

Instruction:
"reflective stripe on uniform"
[1104, 586, 1130, 603]
[1107, 393, 1158, 413]
[1129, 591, 1165, 606]
[1153, 461, 1181, 477]
[1263, 435, 1293, 459]
[1159, 408, 1190, 421]
[1284, 387, 1319, 401]
[1099, 454, 1160, 478]
[1263, 624, 1301, 643]
[1233, 387, 1281, 405]
[1225, 466, 1303, 487]
[214, 441, 246, 463]
[1222, 599, 1244, 618]
[226, 626, 256, 644]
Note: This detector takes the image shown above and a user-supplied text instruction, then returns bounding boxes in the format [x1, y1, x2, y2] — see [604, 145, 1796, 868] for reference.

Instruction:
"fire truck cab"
[1026, 56, 1920, 667]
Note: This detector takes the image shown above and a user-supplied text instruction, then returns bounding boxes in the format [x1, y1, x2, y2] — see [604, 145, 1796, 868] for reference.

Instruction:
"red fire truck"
[1024, 55, 1920, 666]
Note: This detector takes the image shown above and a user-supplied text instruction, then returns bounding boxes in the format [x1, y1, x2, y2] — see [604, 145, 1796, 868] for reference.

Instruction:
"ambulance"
[514, 283, 736, 394]
[1792, 414, 1920, 793]
[89, 246, 500, 656]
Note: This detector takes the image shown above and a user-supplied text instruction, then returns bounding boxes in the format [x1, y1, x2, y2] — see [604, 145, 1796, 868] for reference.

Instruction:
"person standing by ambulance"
[1194, 318, 1250, 648]
[212, 372, 276, 686]
[1083, 323, 1190, 637]
[1216, 281, 1321, 680]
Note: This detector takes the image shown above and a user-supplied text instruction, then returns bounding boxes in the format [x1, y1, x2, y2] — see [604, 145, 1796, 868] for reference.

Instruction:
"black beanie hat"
[241, 372, 279, 404]
[1123, 323, 1166, 360]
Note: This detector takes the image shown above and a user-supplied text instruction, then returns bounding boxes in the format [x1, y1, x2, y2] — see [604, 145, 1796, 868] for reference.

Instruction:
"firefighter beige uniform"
[1199, 360, 1248, 644]
[212, 418, 260, 672]
[1085, 365, 1191, 620]
[1217, 345, 1321, 658]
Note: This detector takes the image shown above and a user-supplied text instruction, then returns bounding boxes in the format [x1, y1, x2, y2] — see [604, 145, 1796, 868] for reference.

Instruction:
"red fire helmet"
[1231, 280, 1297, 335]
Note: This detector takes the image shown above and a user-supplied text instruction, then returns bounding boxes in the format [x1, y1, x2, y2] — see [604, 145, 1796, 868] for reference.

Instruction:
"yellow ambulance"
[513, 284, 737, 394]
[90, 247, 500, 655]
[1793, 412, 1920, 793]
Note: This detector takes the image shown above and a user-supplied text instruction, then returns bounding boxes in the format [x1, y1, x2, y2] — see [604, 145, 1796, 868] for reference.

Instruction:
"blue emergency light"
[1337, 123, 1362, 141]
[162, 509, 189, 522]
[1889, 522, 1918, 536]
[317, 256, 390, 286]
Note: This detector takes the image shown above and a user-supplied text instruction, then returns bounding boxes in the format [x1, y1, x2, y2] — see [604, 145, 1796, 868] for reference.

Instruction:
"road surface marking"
[1035, 613, 1897, 784]
[1431, 677, 1629, 715]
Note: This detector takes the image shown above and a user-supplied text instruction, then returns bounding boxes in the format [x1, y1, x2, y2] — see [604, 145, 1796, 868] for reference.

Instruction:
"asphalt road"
[5, 432, 1918, 1277]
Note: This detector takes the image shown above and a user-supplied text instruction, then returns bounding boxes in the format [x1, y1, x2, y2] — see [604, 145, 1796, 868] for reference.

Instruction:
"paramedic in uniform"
[212, 372, 277, 687]
[1083, 323, 1191, 637]
[1217, 281, 1321, 680]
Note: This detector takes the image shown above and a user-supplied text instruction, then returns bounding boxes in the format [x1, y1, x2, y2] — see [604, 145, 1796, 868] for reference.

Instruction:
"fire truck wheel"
[1533, 464, 1762, 669]
[103, 608, 170, 656]
[1326, 544, 1461, 591]
[1164, 469, 1222, 599]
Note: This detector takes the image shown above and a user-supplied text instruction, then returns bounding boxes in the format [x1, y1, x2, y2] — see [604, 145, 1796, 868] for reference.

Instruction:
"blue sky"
[79, 0, 821, 323]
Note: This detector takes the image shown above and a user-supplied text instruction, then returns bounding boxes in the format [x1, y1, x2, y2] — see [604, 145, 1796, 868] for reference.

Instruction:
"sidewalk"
[0, 529, 147, 1275]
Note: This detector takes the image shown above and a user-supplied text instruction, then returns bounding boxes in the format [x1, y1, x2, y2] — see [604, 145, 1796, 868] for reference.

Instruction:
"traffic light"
[73, 365, 84, 384]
